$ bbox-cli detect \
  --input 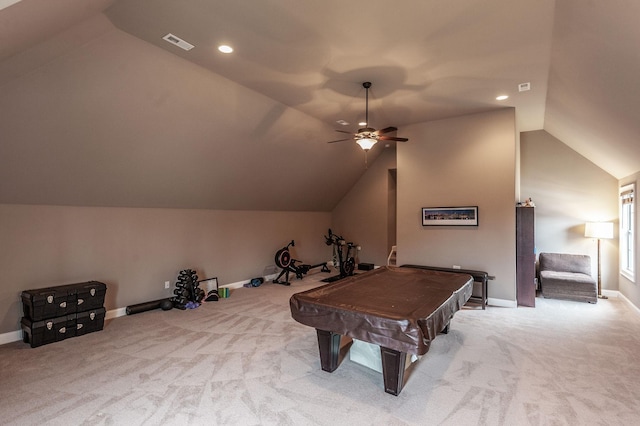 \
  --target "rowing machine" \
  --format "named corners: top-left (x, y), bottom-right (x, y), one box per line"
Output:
top-left (273, 240), bottom-right (330, 285)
